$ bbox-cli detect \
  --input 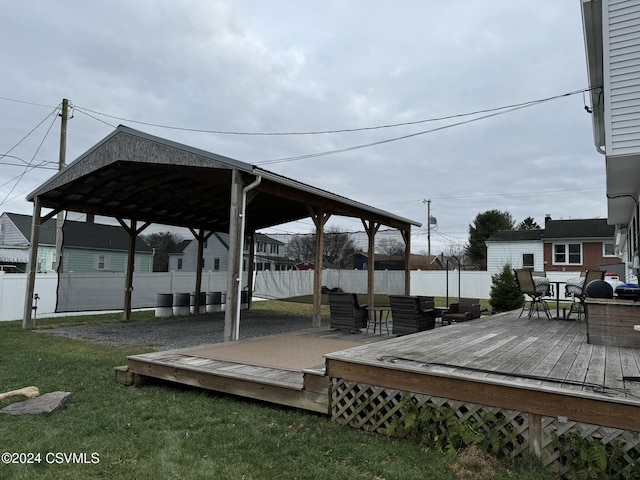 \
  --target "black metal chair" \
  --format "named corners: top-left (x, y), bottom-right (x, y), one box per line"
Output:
top-left (514, 268), bottom-right (551, 319)
top-left (328, 292), bottom-right (367, 331)
top-left (565, 270), bottom-right (605, 320)
top-left (389, 295), bottom-right (435, 335)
